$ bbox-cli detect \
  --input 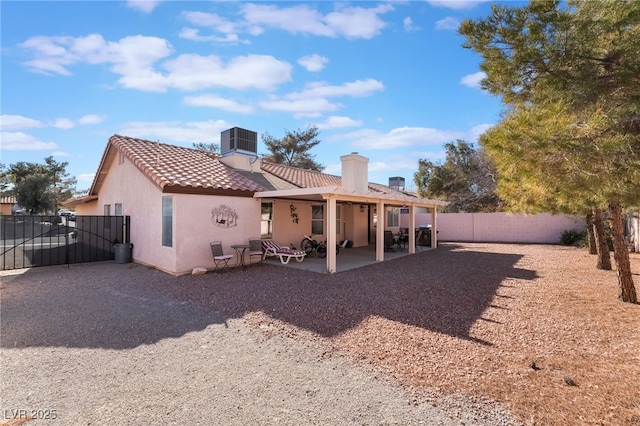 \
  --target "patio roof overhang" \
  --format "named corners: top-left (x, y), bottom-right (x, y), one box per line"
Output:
top-left (254, 186), bottom-right (448, 209)
top-left (254, 186), bottom-right (448, 274)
